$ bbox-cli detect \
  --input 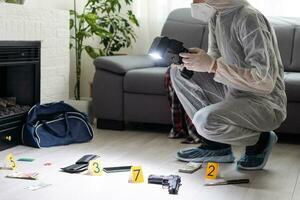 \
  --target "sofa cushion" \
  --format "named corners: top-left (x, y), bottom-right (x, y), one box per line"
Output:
top-left (275, 27), bottom-right (293, 70)
top-left (161, 8), bottom-right (206, 49)
top-left (94, 55), bottom-right (156, 75)
top-left (124, 67), bottom-right (168, 95)
top-left (285, 72), bottom-right (300, 102)
top-left (269, 17), bottom-right (300, 72)
top-left (291, 27), bottom-right (300, 72)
